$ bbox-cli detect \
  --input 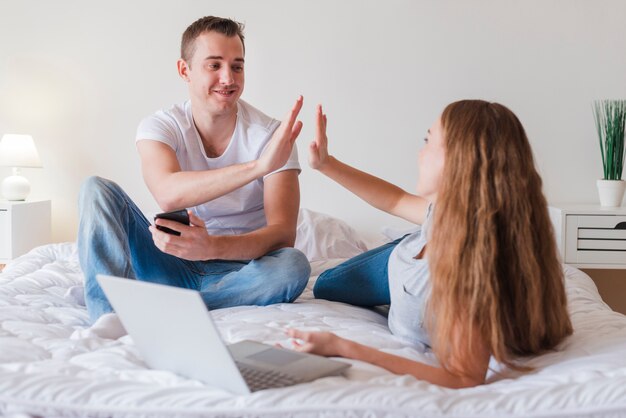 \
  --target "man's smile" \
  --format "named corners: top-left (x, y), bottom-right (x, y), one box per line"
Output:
top-left (212, 87), bottom-right (238, 98)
